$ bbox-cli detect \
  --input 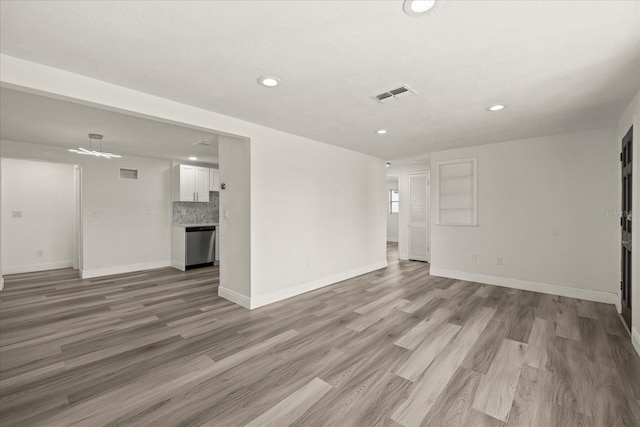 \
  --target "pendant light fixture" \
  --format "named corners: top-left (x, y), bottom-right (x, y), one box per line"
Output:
top-left (68, 134), bottom-right (122, 159)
